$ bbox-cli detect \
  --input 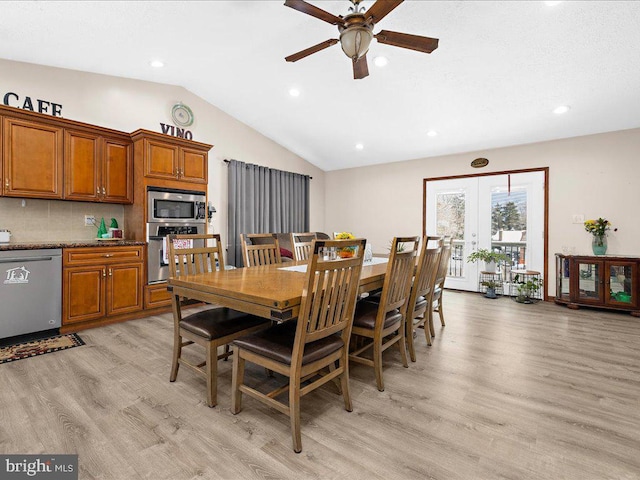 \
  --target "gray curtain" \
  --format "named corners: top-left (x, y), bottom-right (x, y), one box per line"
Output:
top-left (227, 159), bottom-right (310, 266)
